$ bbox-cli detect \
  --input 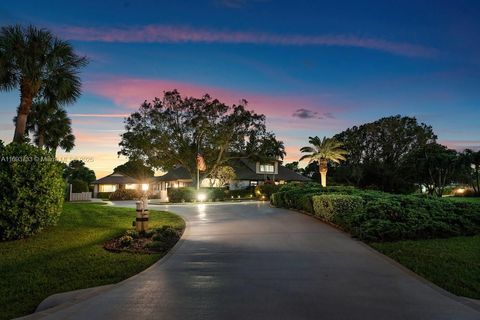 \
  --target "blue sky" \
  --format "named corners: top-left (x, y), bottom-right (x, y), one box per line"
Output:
top-left (1, 0), bottom-right (479, 177)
